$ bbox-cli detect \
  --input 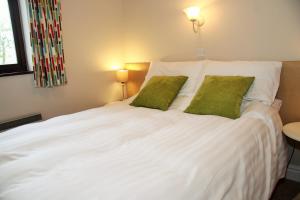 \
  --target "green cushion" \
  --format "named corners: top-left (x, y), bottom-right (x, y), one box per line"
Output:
top-left (130, 76), bottom-right (188, 111)
top-left (185, 76), bottom-right (255, 119)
